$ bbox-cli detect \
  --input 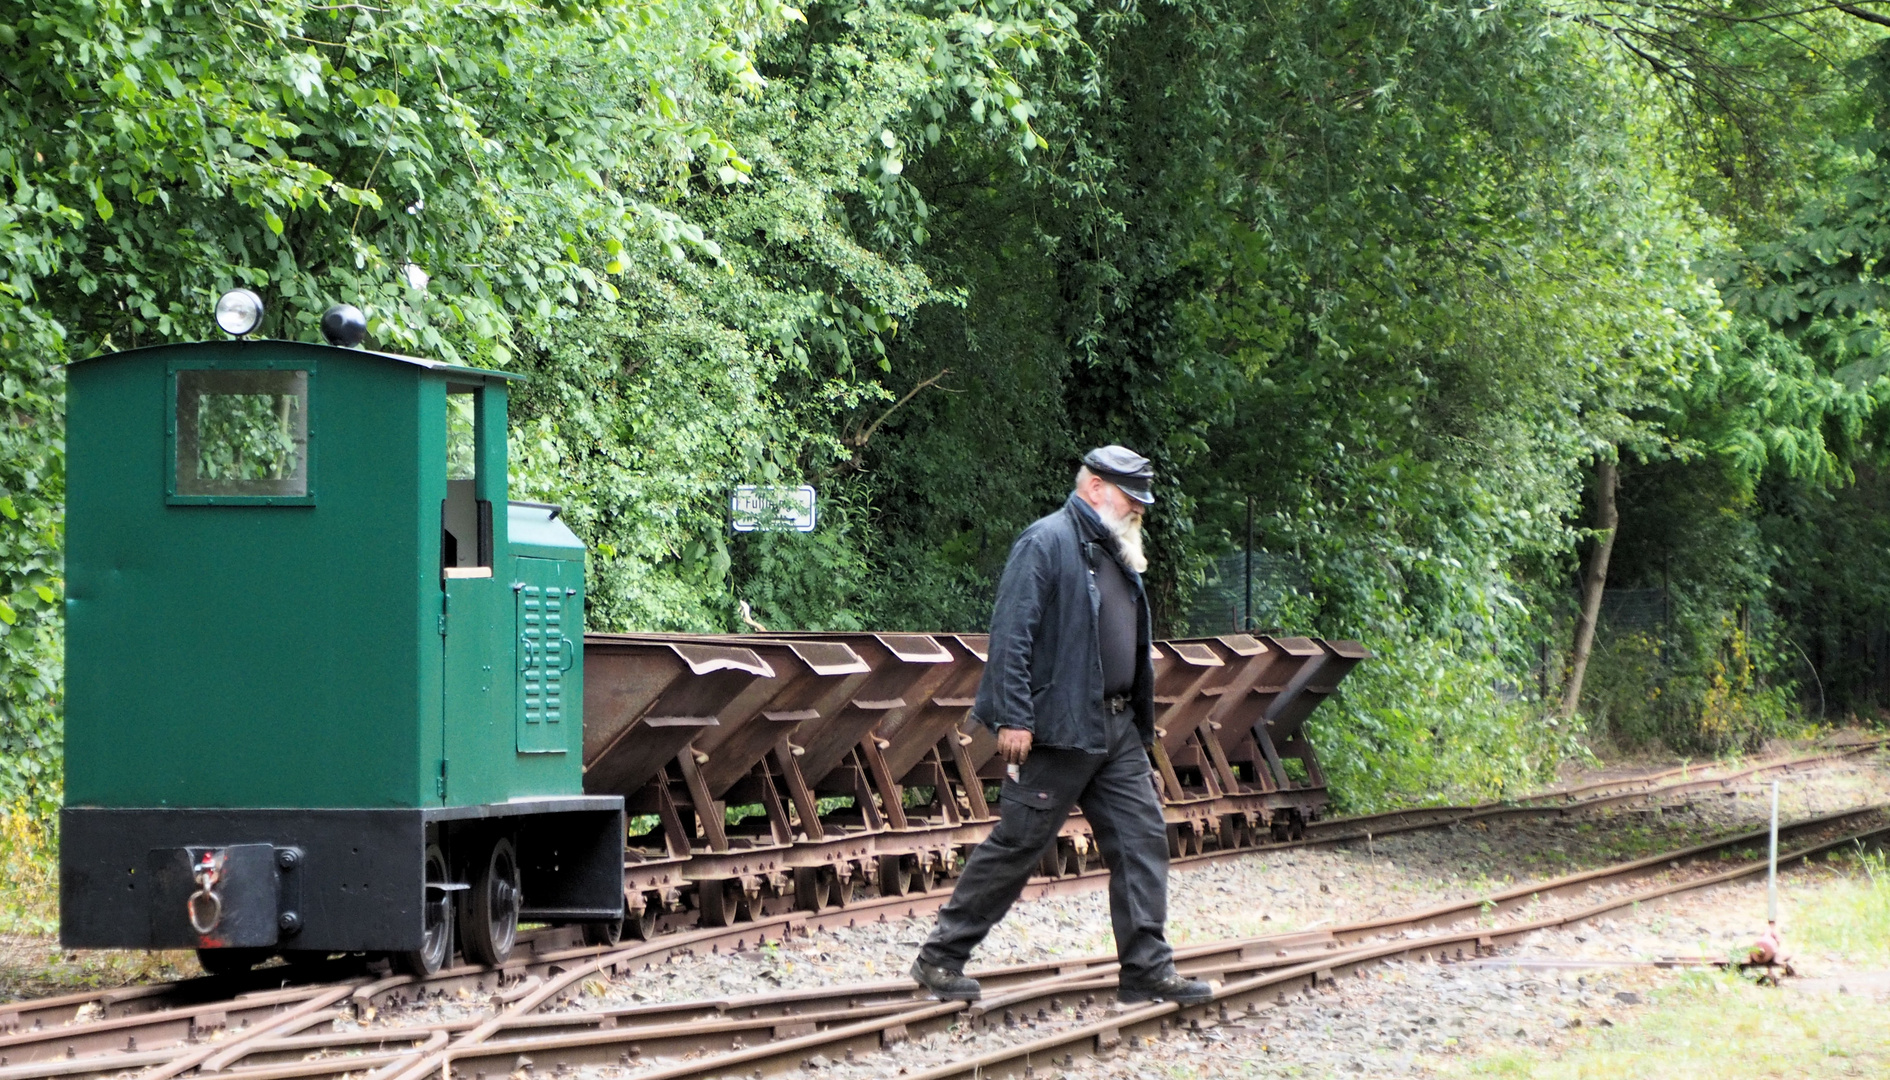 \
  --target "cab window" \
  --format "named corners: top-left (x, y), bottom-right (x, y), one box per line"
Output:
top-left (442, 386), bottom-right (492, 576)
top-left (172, 368), bottom-right (310, 502)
